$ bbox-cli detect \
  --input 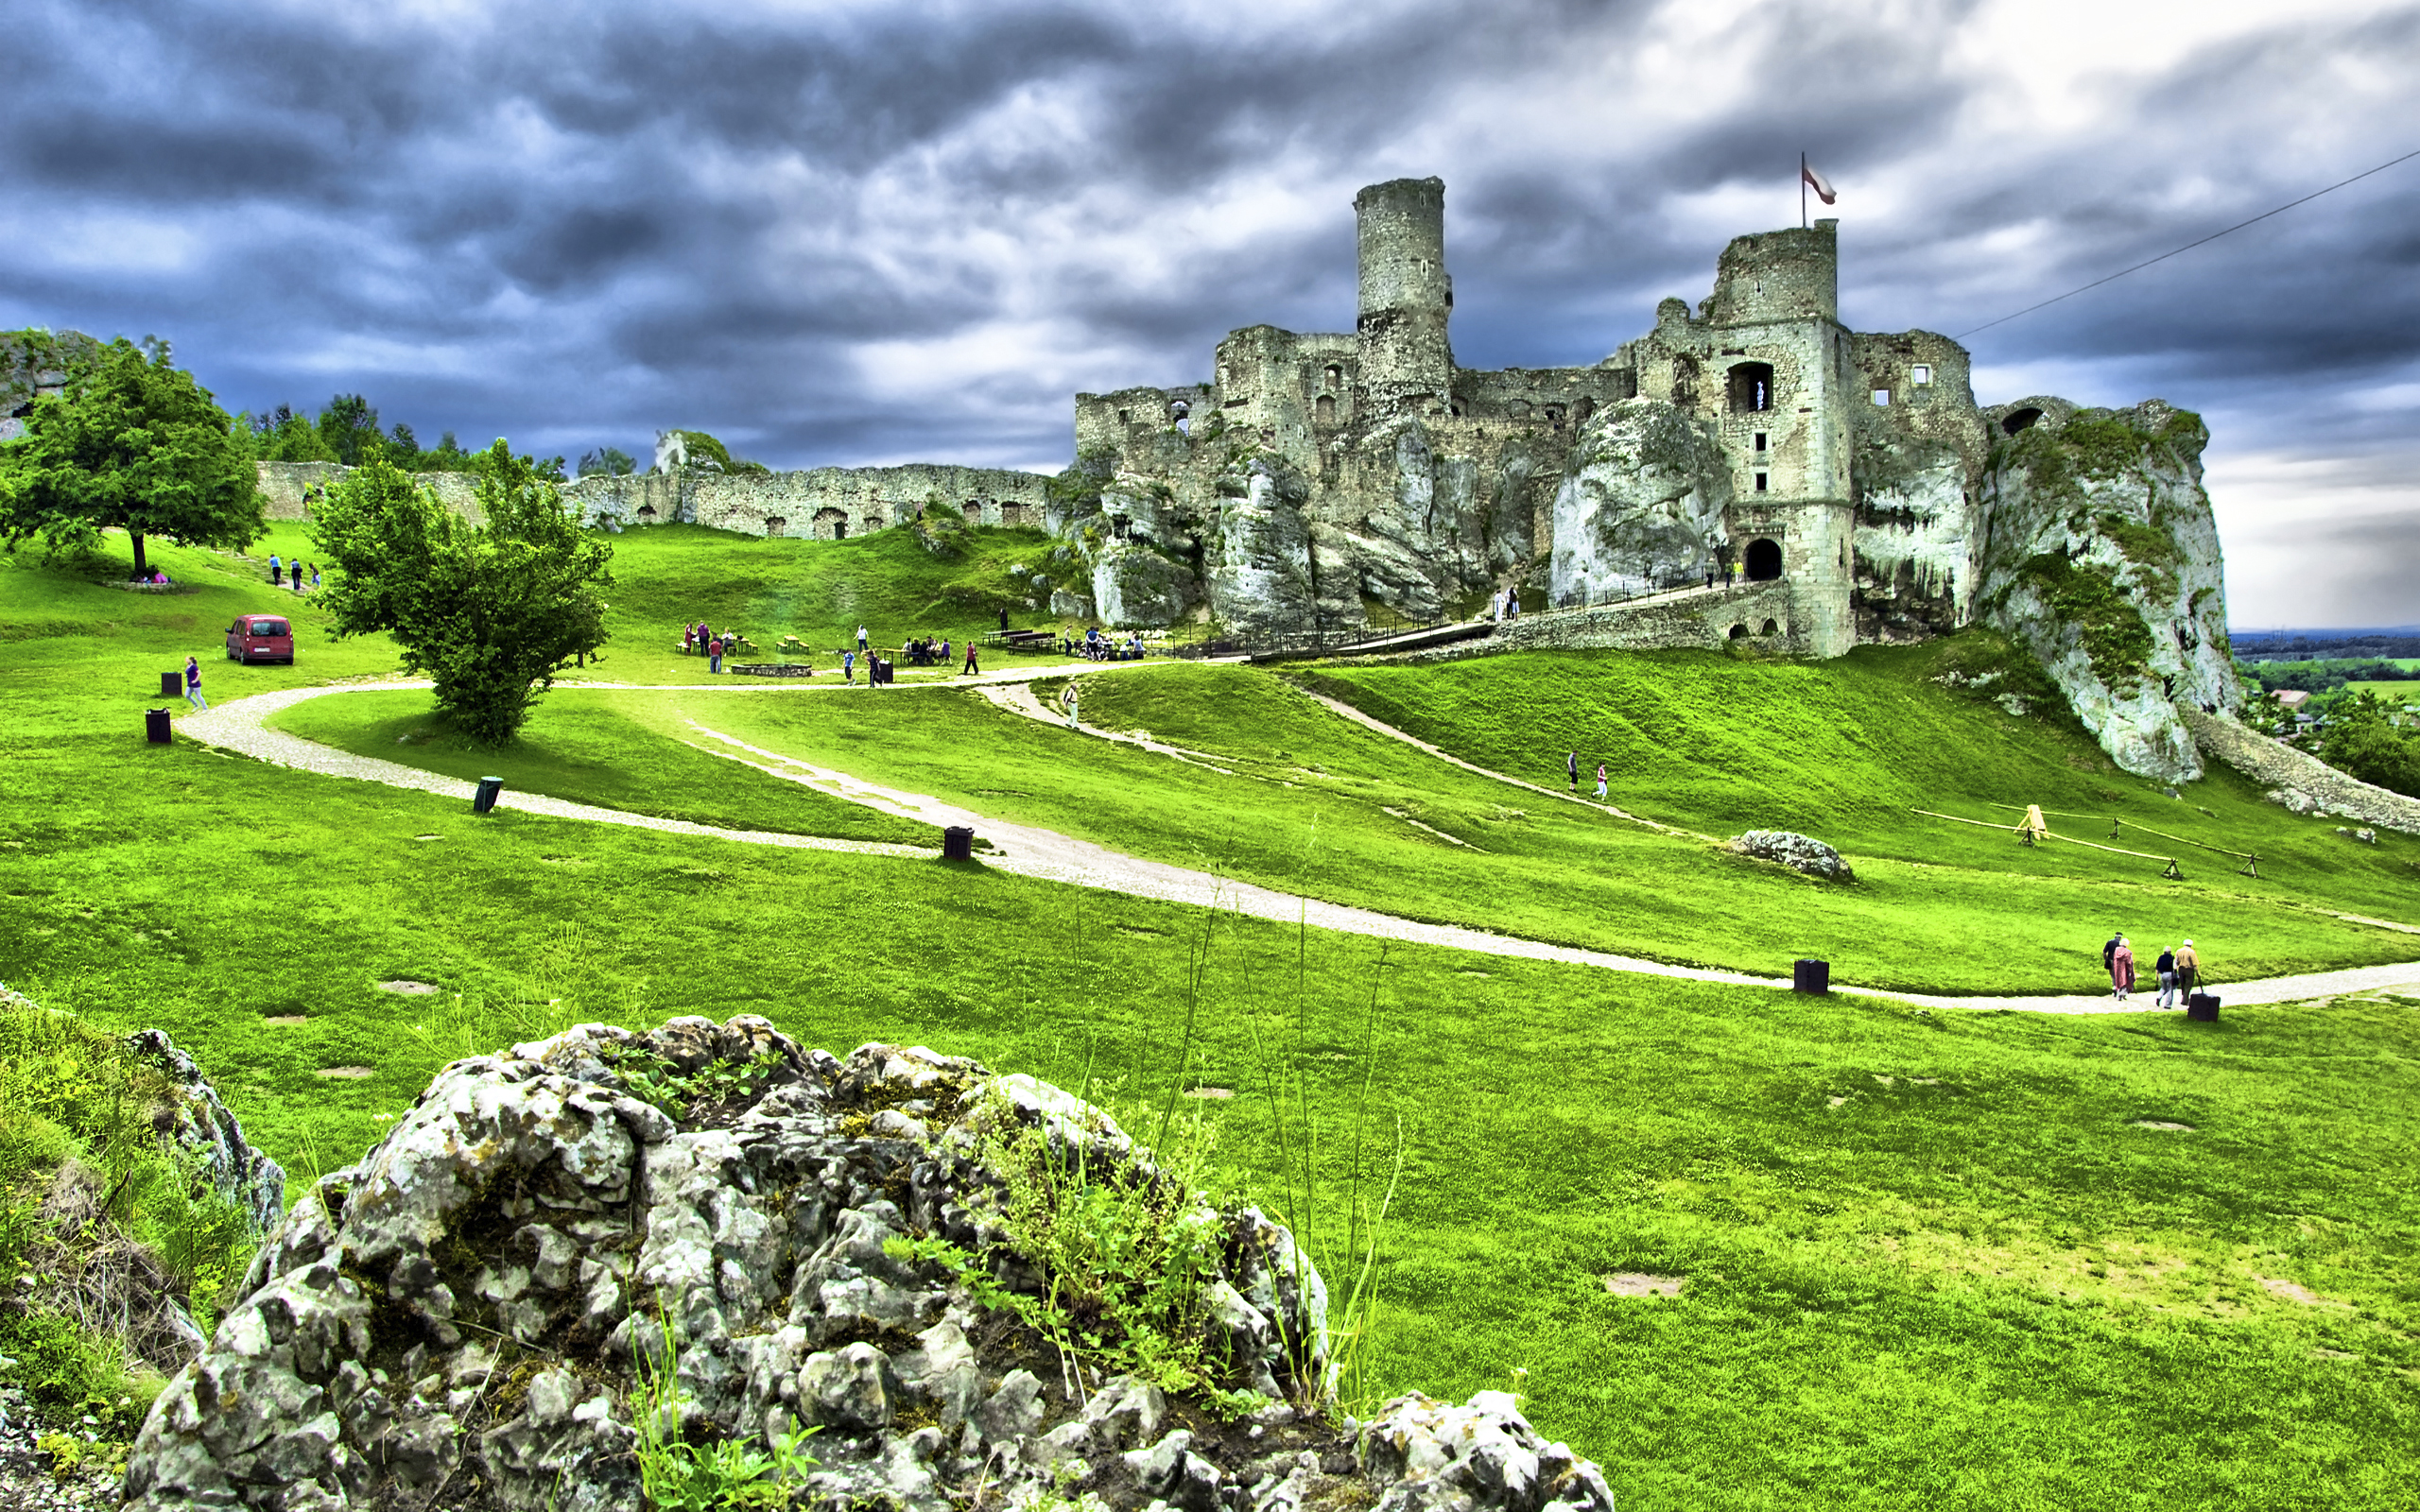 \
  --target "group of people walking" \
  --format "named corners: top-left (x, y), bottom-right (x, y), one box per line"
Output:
top-left (2103, 933), bottom-right (2203, 1006)
top-left (1566, 750), bottom-right (1610, 801)
top-left (267, 554), bottom-right (319, 593)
